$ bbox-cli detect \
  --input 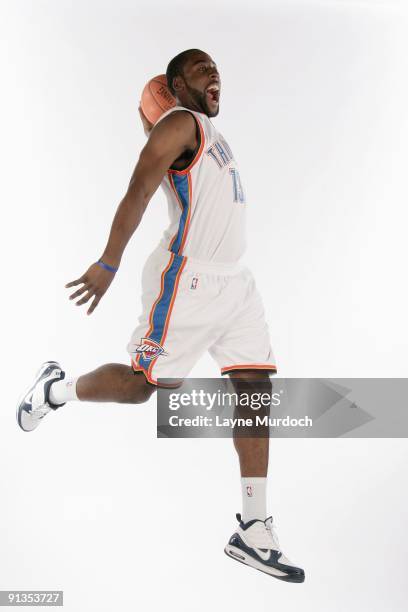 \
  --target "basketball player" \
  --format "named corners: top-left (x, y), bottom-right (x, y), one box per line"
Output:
top-left (17, 49), bottom-right (304, 582)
